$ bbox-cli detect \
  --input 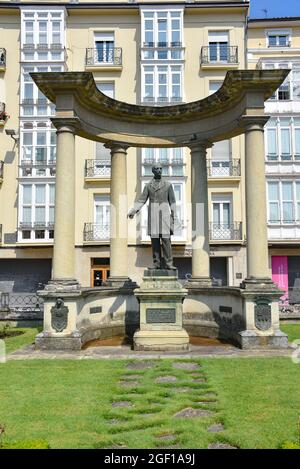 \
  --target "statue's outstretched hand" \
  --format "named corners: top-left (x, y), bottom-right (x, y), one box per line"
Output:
top-left (128, 208), bottom-right (136, 219)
